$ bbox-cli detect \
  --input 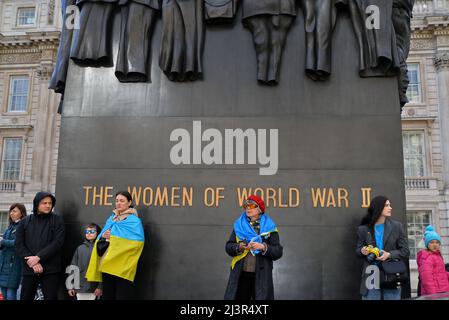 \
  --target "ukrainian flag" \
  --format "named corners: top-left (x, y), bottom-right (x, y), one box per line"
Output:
top-left (86, 213), bottom-right (145, 282)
